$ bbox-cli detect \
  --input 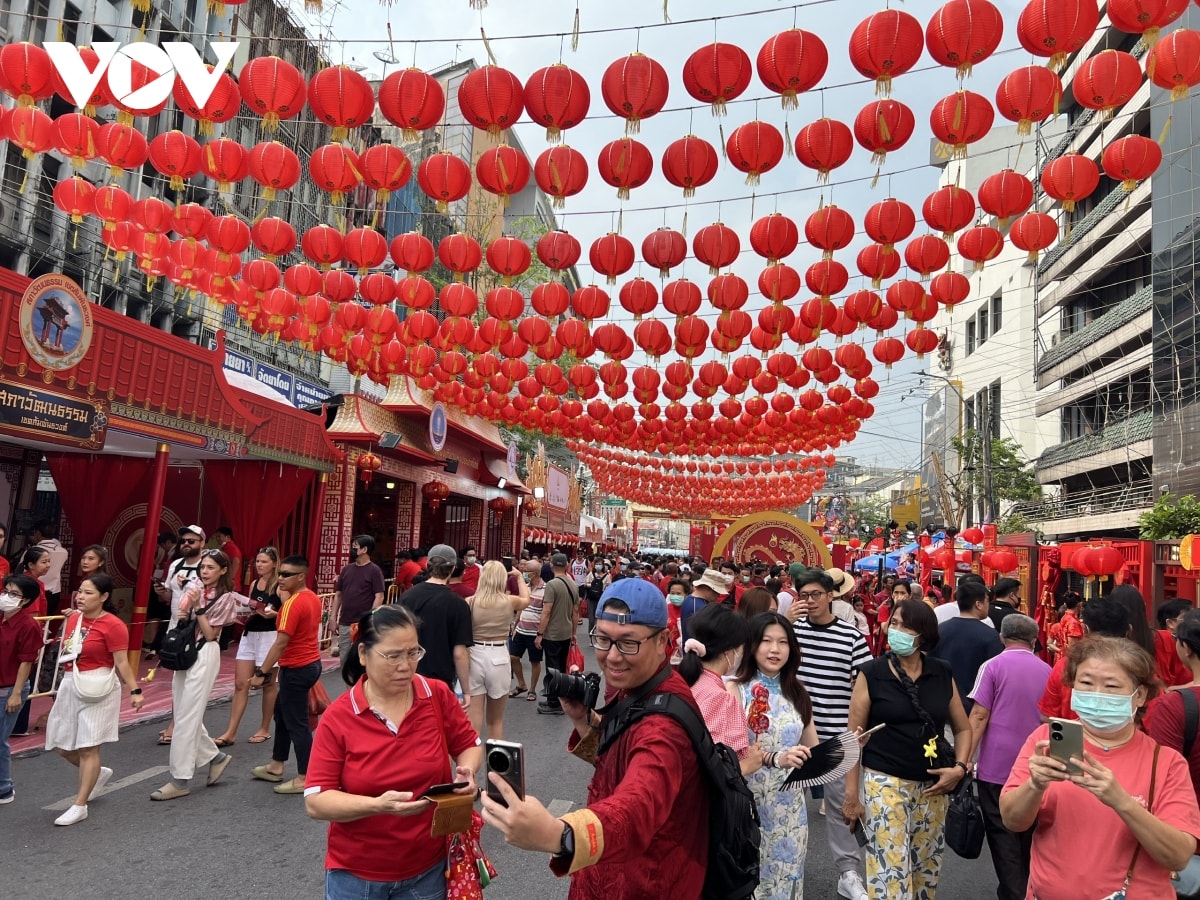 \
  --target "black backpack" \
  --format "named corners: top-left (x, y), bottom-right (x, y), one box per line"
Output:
top-left (157, 618), bottom-right (203, 671)
top-left (598, 677), bottom-right (761, 900)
